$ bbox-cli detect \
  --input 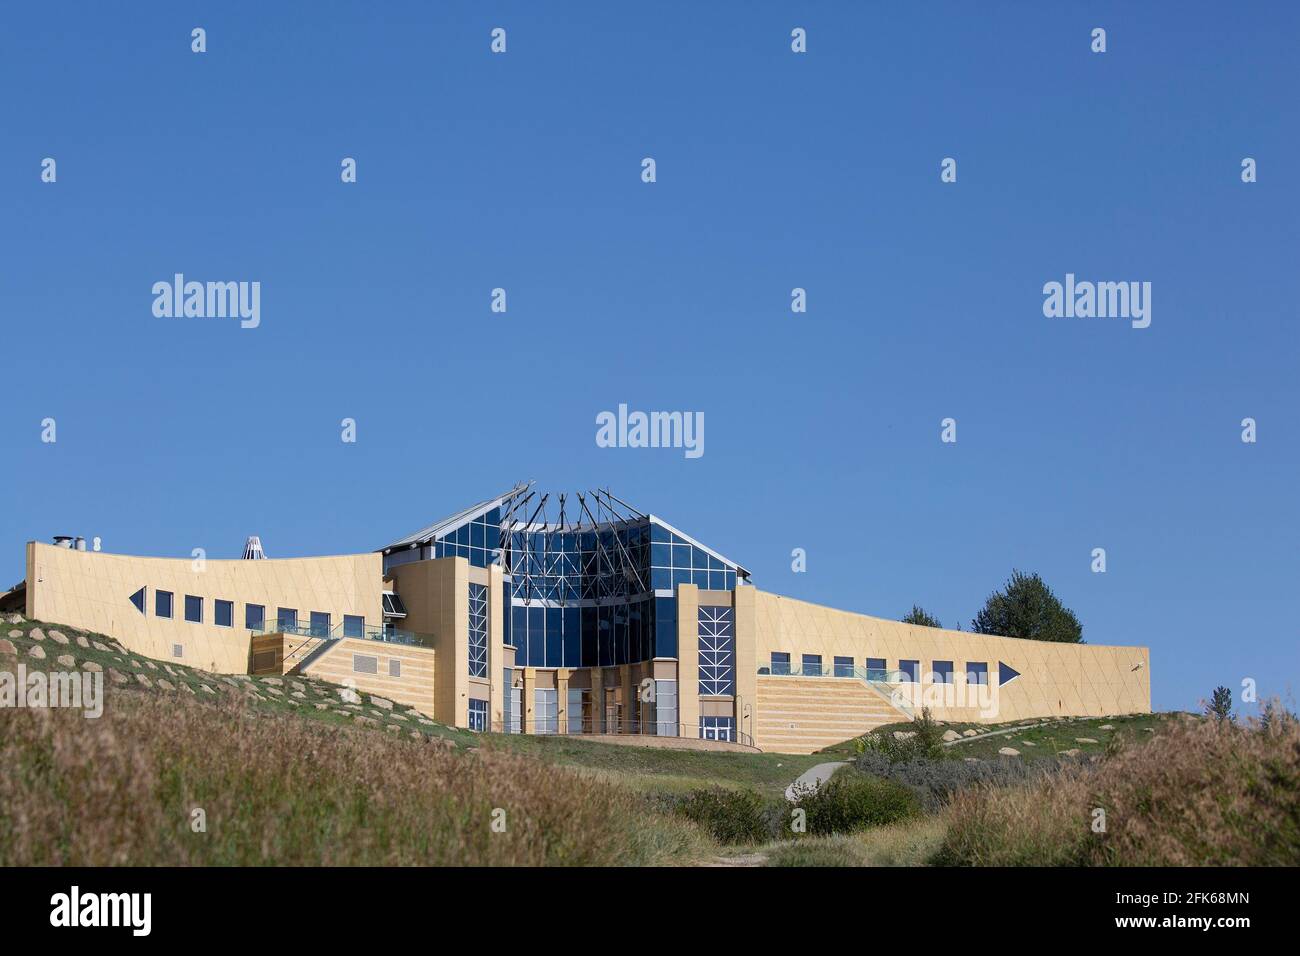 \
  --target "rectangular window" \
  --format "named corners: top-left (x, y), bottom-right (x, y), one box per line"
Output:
top-left (184, 594), bottom-right (203, 624)
top-left (343, 614), bottom-right (364, 638)
top-left (699, 716), bottom-right (735, 742)
top-left (468, 699), bottom-right (488, 732)
top-left (698, 606), bottom-right (735, 696)
top-left (310, 611), bottom-right (330, 637)
top-left (802, 654), bottom-right (823, 677)
top-left (966, 662), bottom-right (989, 686)
top-left (932, 660), bottom-right (954, 684)
top-left (214, 599), bottom-right (233, 628)
top-left (865, 657), bottom-right (888, 680)
top-left (468, 582), bottom-right (488, 678)
top-left (833, 656), bottom-right (854, 678)
top-left (353, 654), bottom-right (377, 674)
top-left (172, 644), bottom-right (183, 658)
top-left (534, 688), bottom-right (558, 735)
top-left (899, 659), bottom-right (920, 683)
top-left (155, 590), bottom-right (173, 619)
top-left (245, 603), bottom-right (265, 631)
top-left (389, 659), bottom-right (401, 678)
top-left (277, 607), bottom-right (297, 631)
top-left (770, 652), bottom-right (791, 676)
